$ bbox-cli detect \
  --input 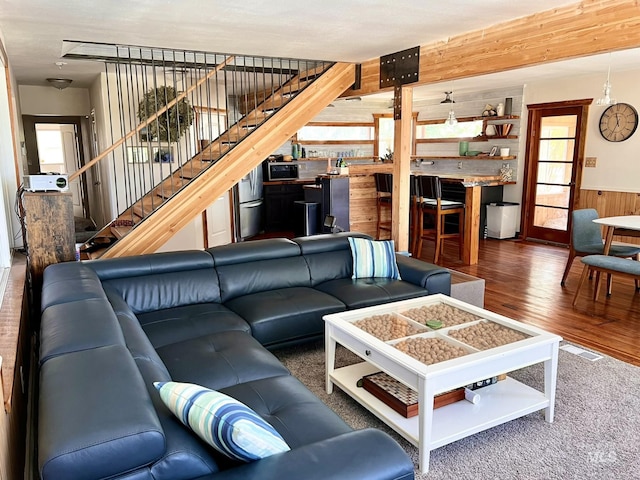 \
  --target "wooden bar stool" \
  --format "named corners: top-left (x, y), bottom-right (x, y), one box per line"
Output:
top-left (374, 172), bottom-right (393, 239)
top-left (413, 175), bottom-right (465, 264)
